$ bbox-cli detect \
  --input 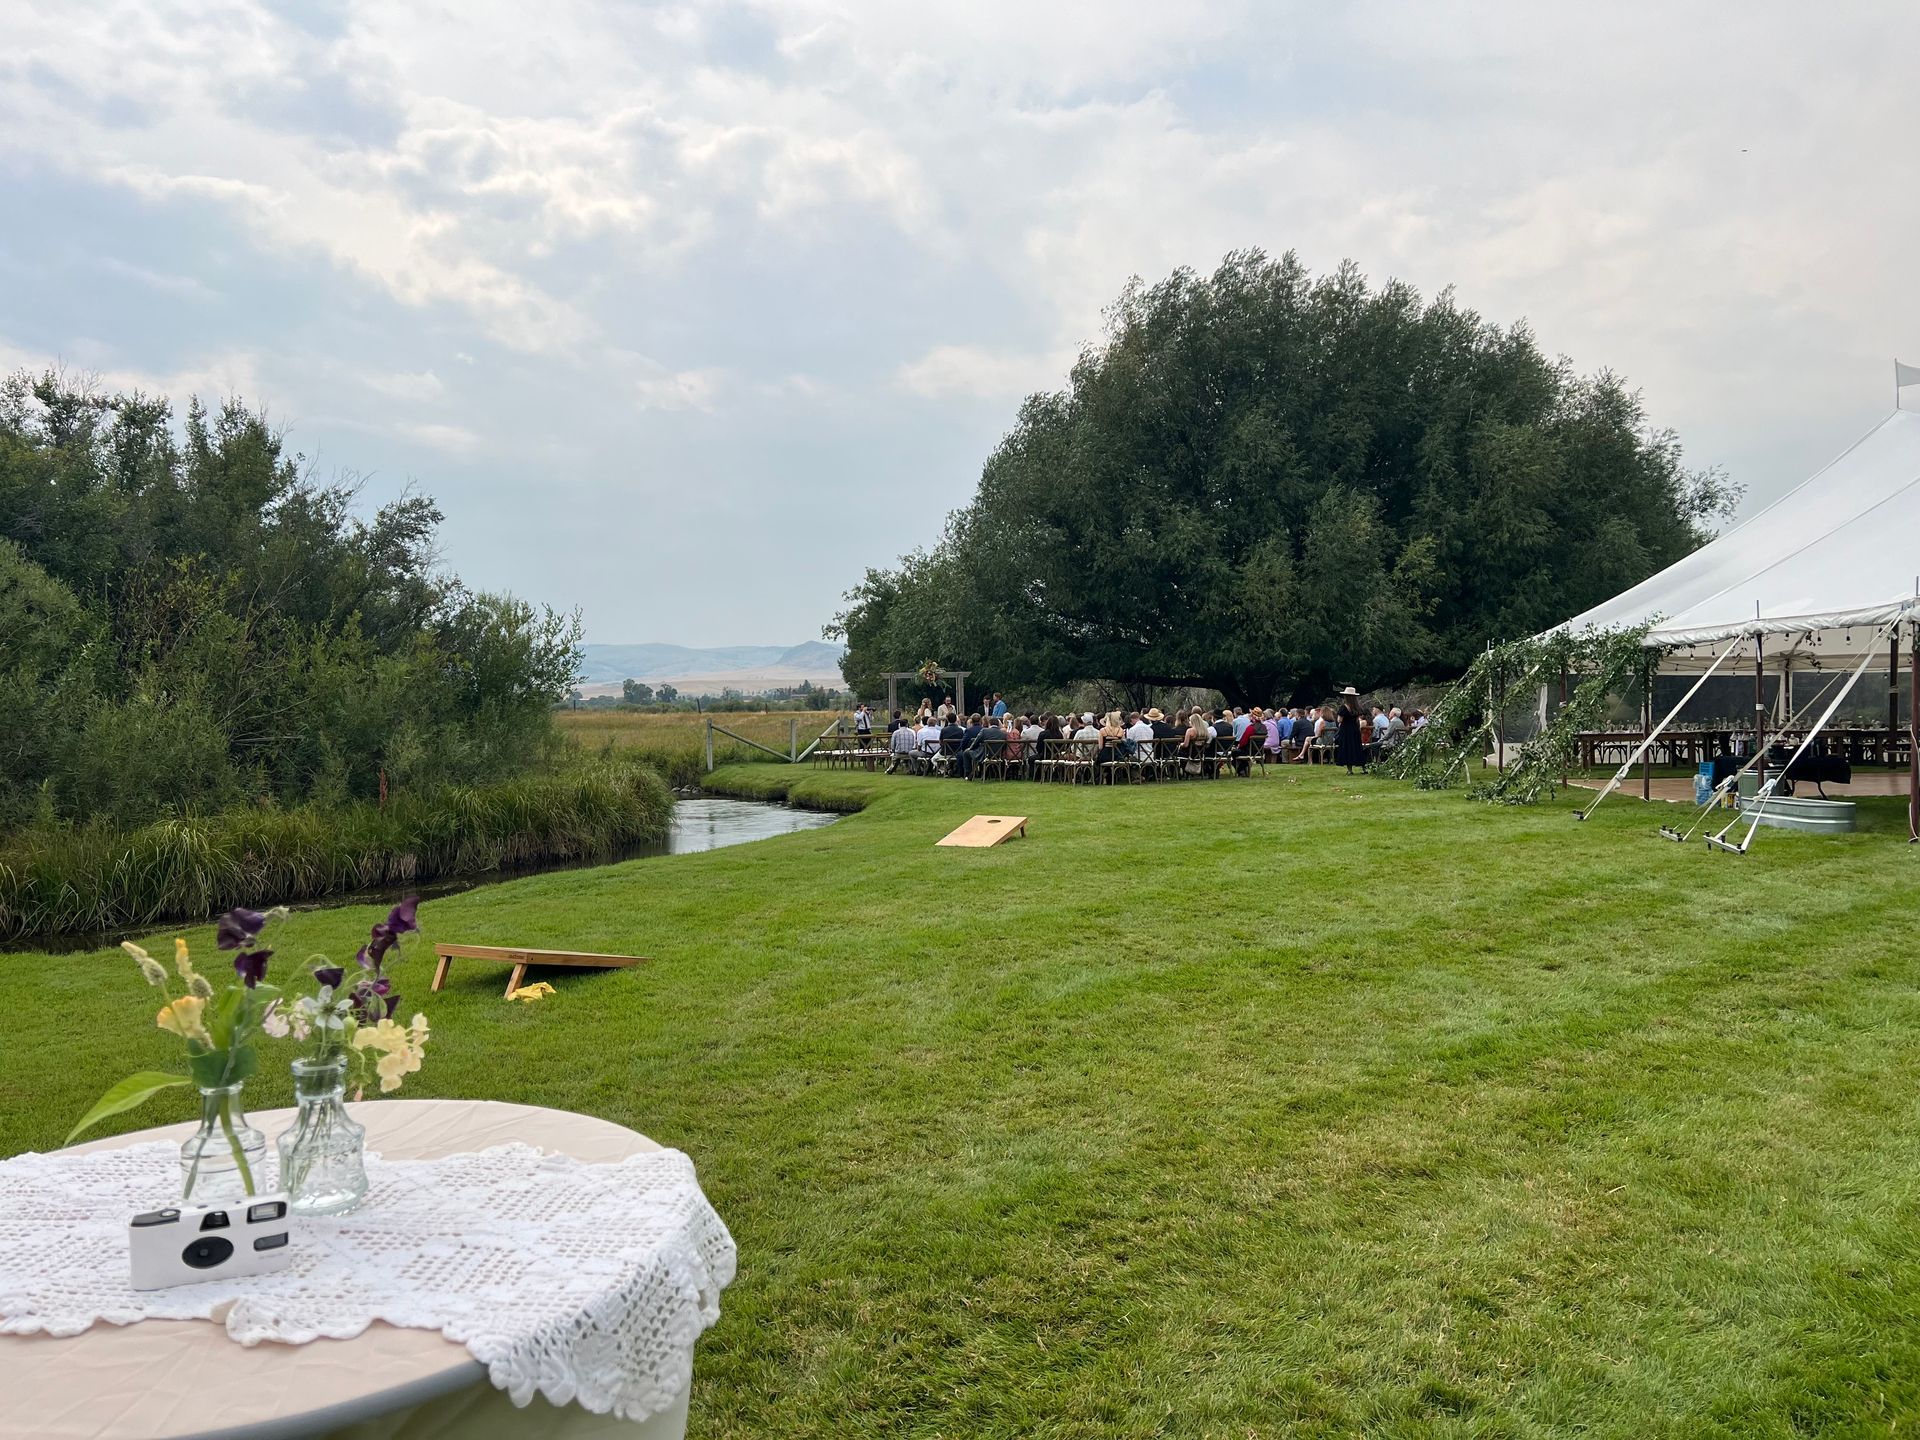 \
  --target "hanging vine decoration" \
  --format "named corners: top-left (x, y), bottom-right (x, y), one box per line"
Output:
top-left (1384, 624), bottom-right (1658, 804)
